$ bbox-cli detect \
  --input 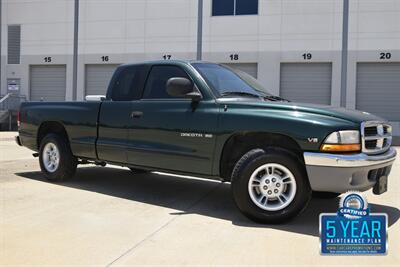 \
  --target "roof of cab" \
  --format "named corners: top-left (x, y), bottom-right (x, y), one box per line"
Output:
top-left (119, 60), bottom-right (214, 68)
